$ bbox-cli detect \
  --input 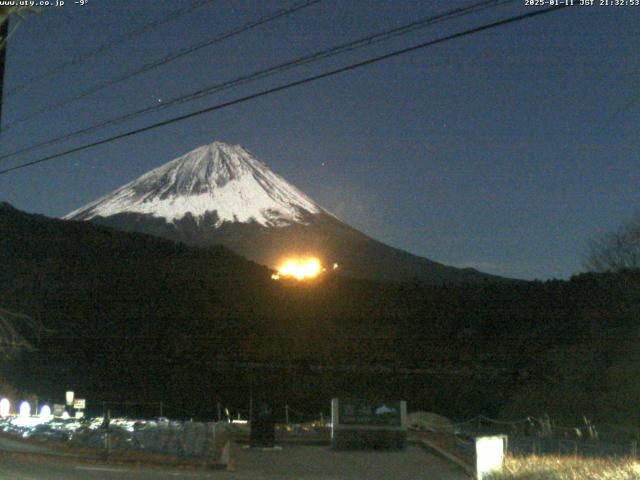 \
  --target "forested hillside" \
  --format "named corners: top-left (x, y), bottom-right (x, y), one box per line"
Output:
top-left (2, 202), bottom-right (639, 423)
